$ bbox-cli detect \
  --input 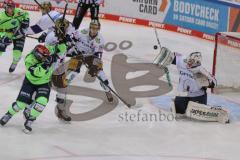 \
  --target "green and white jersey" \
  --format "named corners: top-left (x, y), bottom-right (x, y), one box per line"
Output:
top-left (0, 8), bottom-right (29, 39)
